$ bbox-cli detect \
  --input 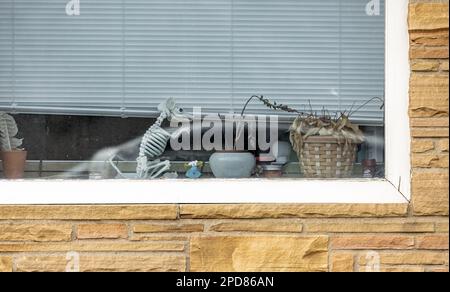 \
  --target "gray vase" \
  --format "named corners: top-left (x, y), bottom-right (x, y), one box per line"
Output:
top-left (209, 152), bottom-right (256, 178)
